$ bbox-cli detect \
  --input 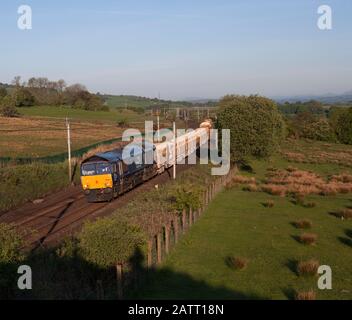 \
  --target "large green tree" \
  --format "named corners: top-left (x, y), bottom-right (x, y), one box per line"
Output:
top-left (216, 95), bottom-right (285, 162)
top-left (334, 107), bottom-right (352, 144)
